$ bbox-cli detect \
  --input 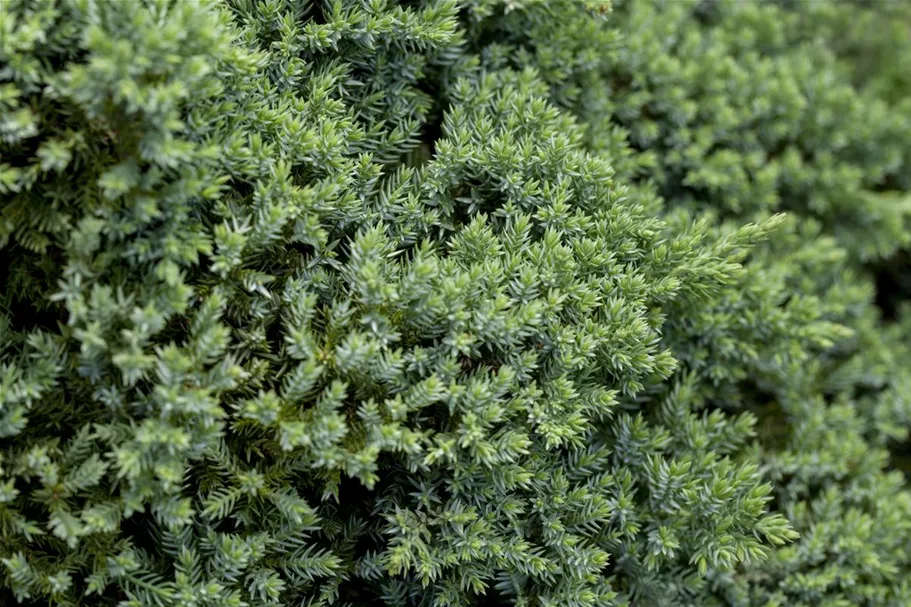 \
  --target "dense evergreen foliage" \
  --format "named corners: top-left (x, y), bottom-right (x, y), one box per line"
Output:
top-left (1, 1), bottom-right (908, 606)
